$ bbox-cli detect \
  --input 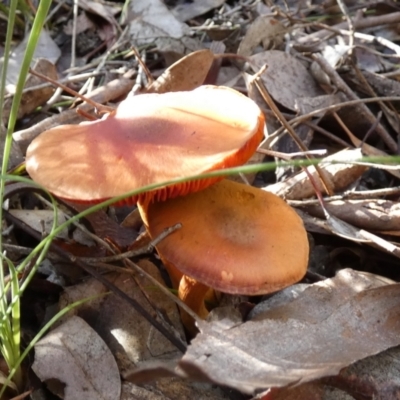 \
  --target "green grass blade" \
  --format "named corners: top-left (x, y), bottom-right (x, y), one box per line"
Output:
top-left (0, 292), bottom-right (108, 399)
top-left (0, 0), bottom-right (53, 254)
